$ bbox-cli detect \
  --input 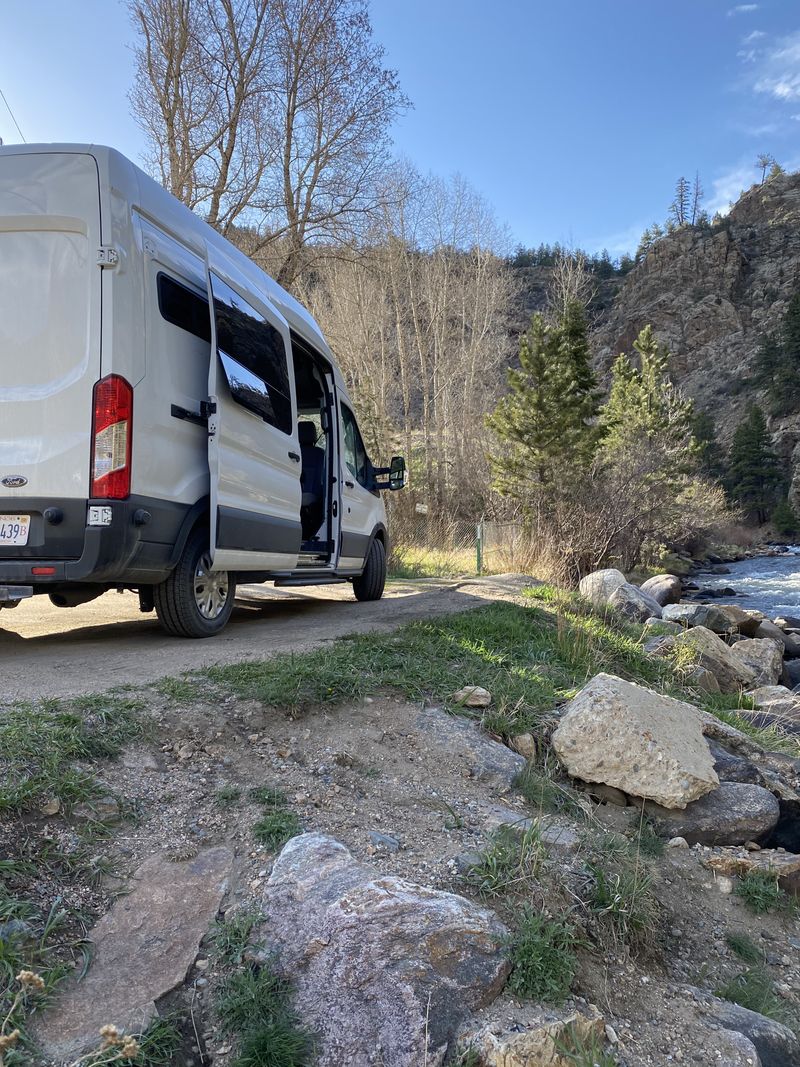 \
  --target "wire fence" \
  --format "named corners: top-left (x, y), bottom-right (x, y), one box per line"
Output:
top-left (388, 512), bottom-right (532, 578)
